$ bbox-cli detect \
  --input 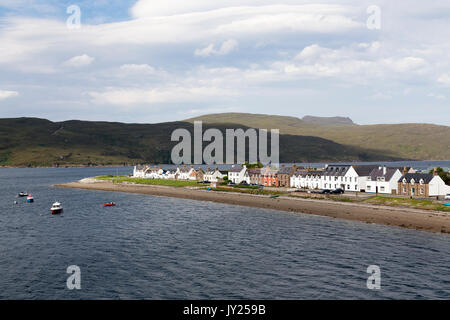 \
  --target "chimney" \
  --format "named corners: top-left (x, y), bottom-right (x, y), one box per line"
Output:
top-left (433, 167), bottom-right (438, 176)
top-left (383, 166), bottom-right (386, 175)
top-left (282, 164), bottom-right (285, 168)
top-left (403, 166), bottom-right (408, 174)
